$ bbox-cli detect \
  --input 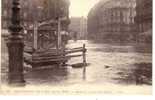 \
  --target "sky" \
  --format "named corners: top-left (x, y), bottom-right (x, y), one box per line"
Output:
top-left (69, 0), bottom-right (101, 18)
